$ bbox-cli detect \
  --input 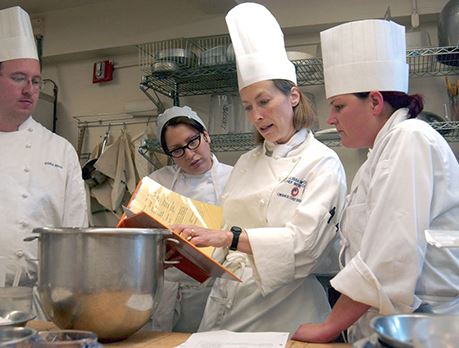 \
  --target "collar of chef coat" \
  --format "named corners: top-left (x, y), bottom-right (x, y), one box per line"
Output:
top-left (371, 108), bottom-right (409, 152)
top-left (0, 115), bottom-right (33, 134)
top-left (171, 153), bottom-right (222, 197)
top-left (263, 128), bottom-right (308, 158)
